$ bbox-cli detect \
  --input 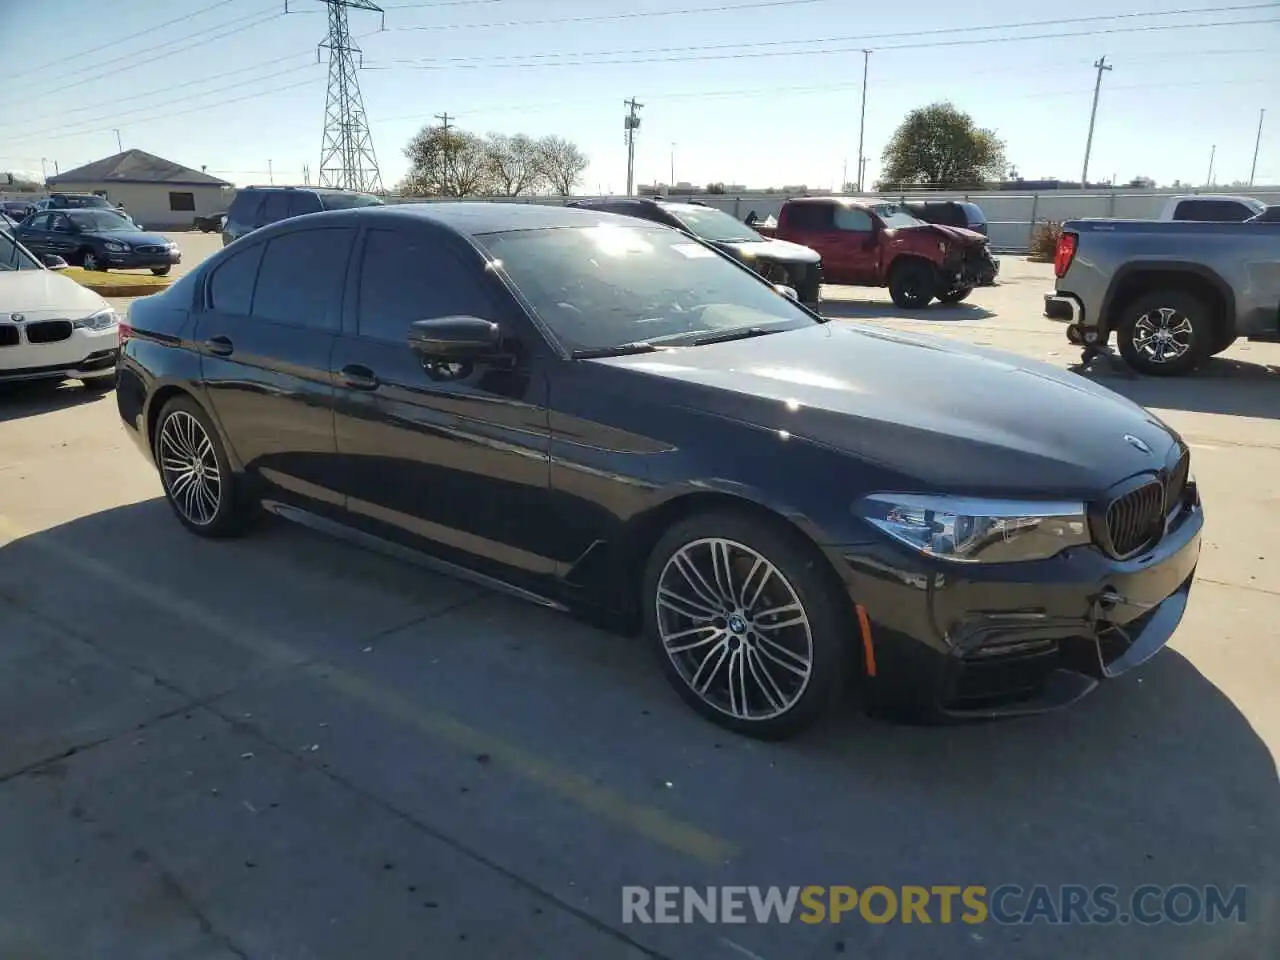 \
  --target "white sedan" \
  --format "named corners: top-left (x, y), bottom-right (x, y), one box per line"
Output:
top-left (1, 231), bottom-right (119, 389)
